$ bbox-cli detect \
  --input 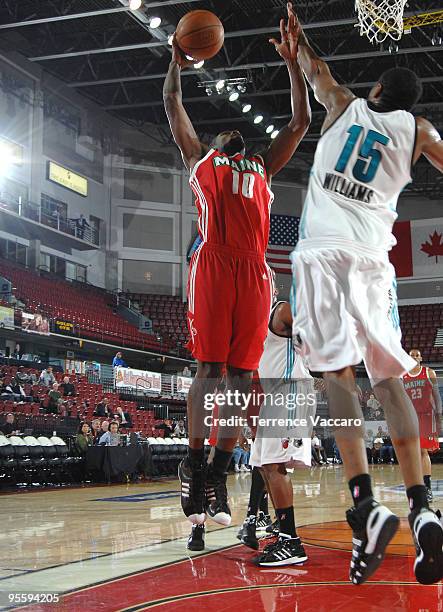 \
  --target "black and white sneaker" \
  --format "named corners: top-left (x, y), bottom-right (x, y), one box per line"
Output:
top-left (187, 524), bottom-right (205, 551)
top-left (409, 507), bottom-right (443, 585)
top-left (346, 497), bottom-right (399, 585)
top-left (426, 487), bottom-right (433, 504)
top-left (264, 518), bottom-right (280, 538)
top-left (256, 512), bottom-right (272, 532)
top-left (178, 458), bottom-right (205, 525)
top-left (253, 536), bottom-right (307, 567)
top-left (205, 467), bottom-right (231, 526)
top-left (236, 516), bottom-right (259, 550)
